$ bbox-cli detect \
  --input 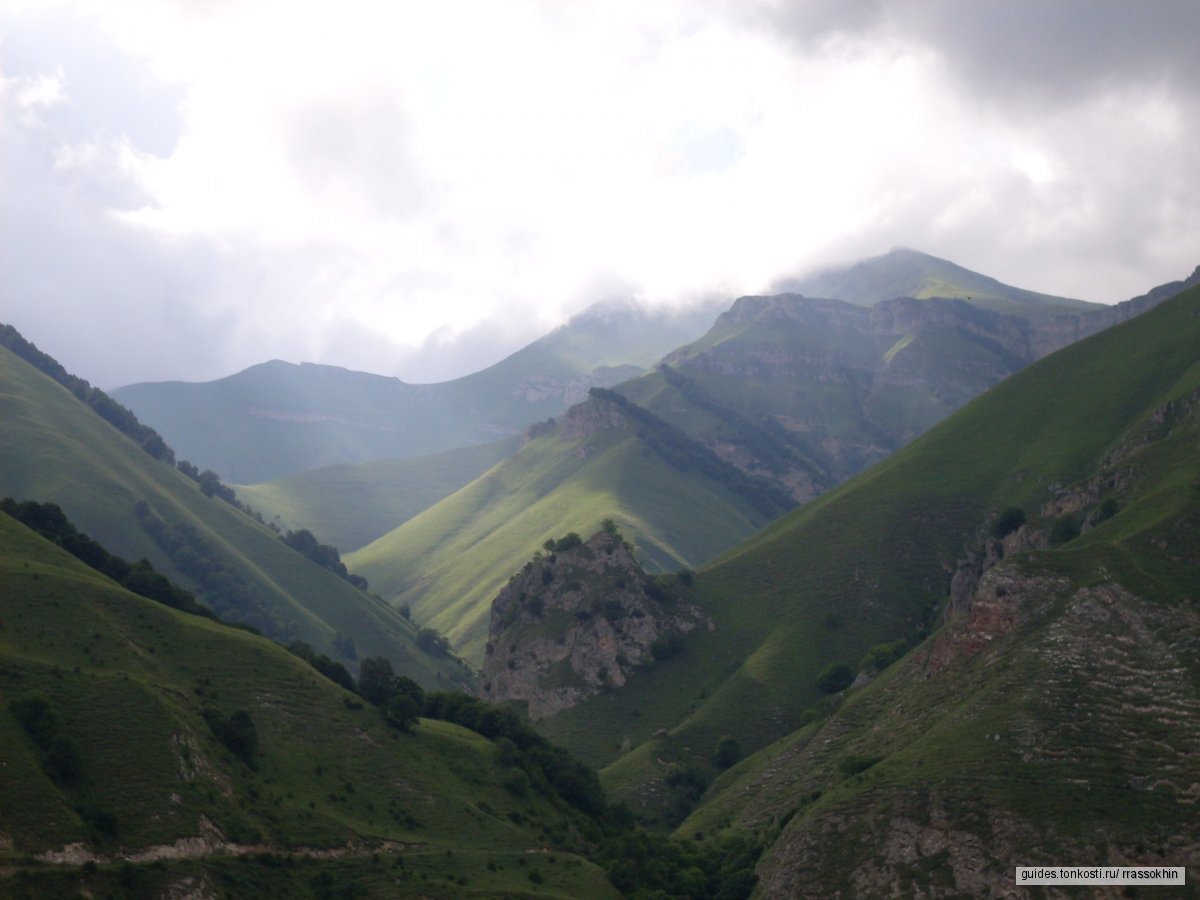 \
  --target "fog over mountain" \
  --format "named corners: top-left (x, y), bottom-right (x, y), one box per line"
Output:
top-left (2, 1), bottom-right (1197, 388)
